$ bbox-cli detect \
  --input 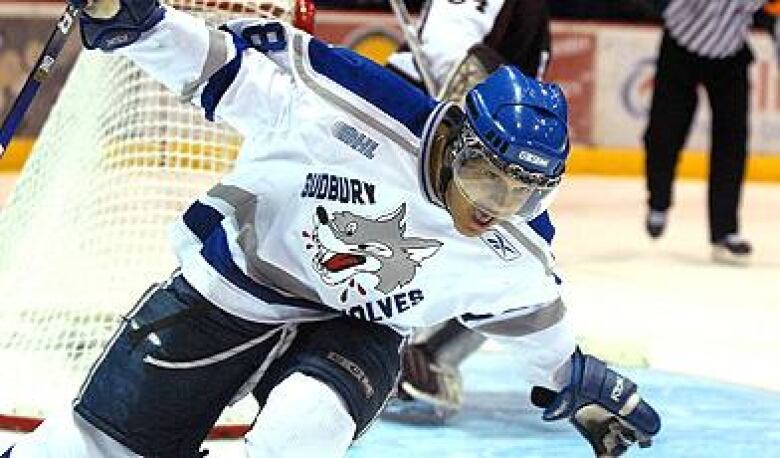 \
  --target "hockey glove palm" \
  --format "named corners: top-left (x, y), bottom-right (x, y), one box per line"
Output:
top-left (531, 349), bottom-right (661, 457)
